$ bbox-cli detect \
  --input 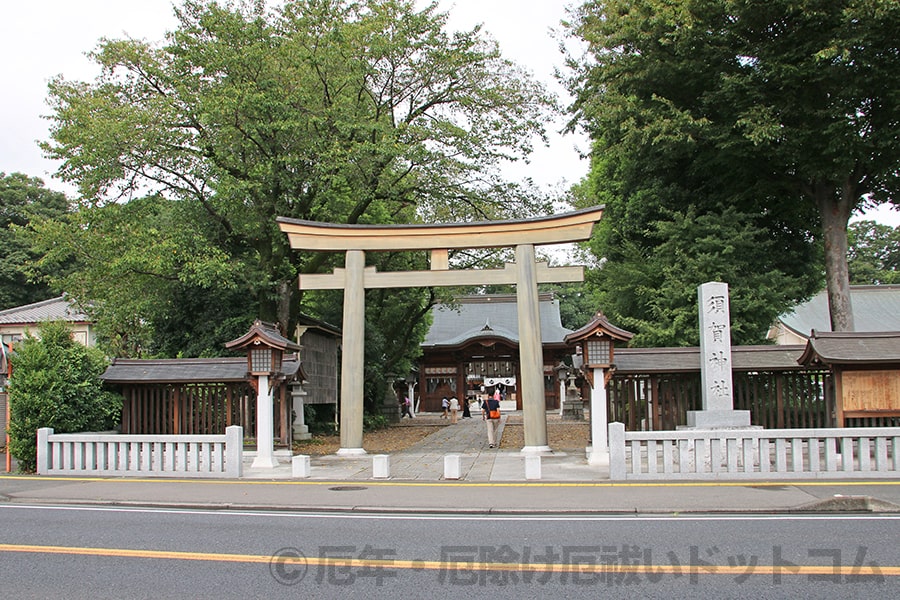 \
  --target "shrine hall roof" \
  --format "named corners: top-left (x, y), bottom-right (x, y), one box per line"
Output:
top-left (422, 294), bottom-right (572, 349)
